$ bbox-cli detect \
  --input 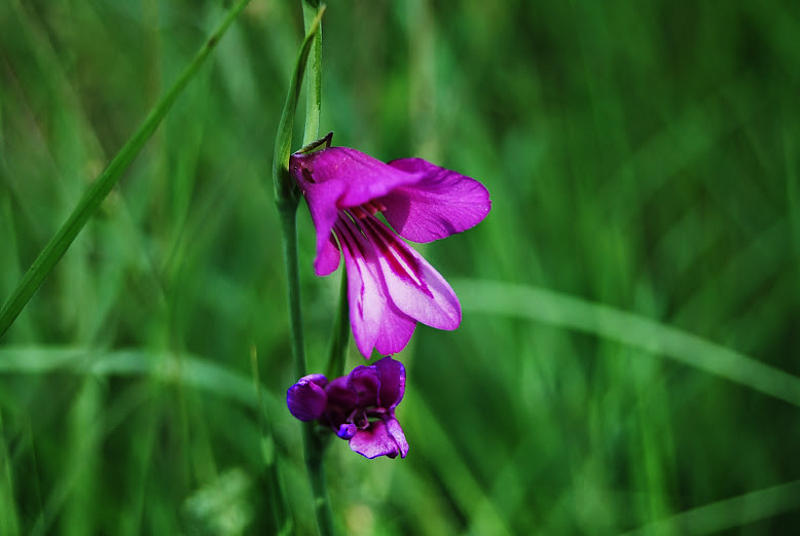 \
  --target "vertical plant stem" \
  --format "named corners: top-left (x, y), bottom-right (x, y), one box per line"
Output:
top-left (326, 270), bottom-right (349, 379)
top-left (0, 0), bottom-right (252, 340)
top-left (250, 346), bottom-right (292, 535)
top-left (272, 6), bottom-right (333, 536)
top-left (277, 205), bottom-right (307, 380)
top-left (304, 426), bottom-right (334, 536)
top-left (299, 3), bottom-right (335, 535)
top-left (0, 411), bottom-right (21, 536)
